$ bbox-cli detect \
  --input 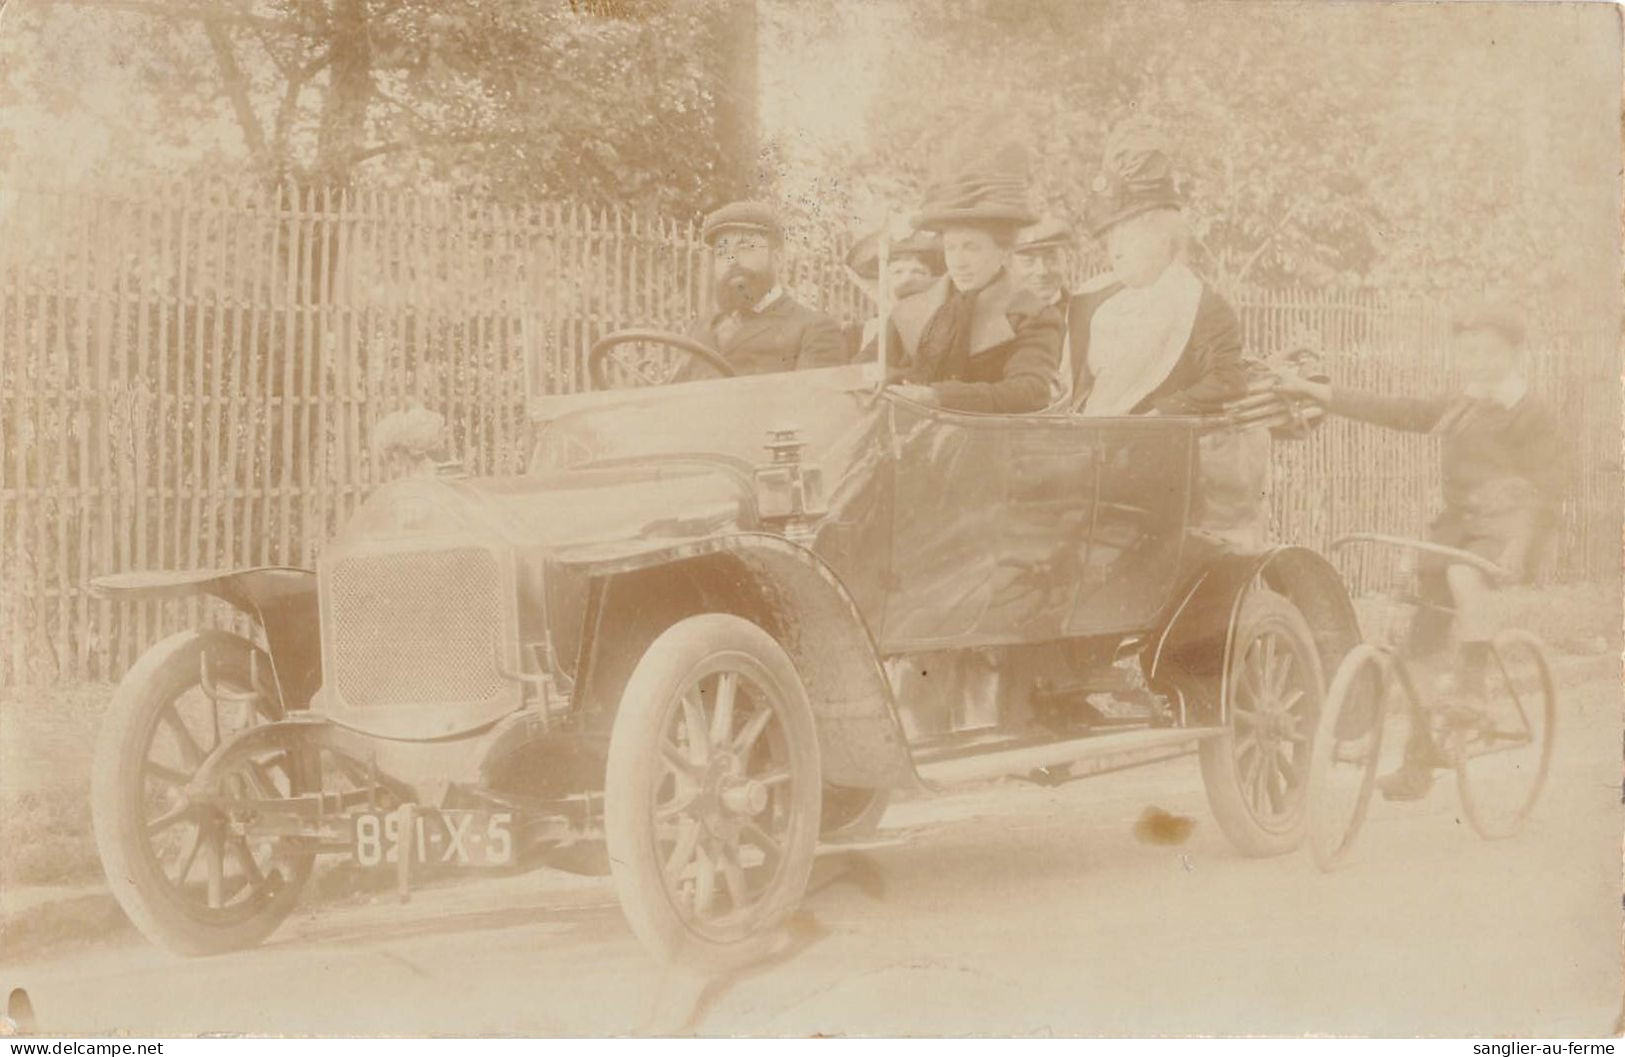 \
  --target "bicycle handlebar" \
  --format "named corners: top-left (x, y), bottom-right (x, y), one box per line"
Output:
top-left (1329, 532), bottom-right (1510, 582)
